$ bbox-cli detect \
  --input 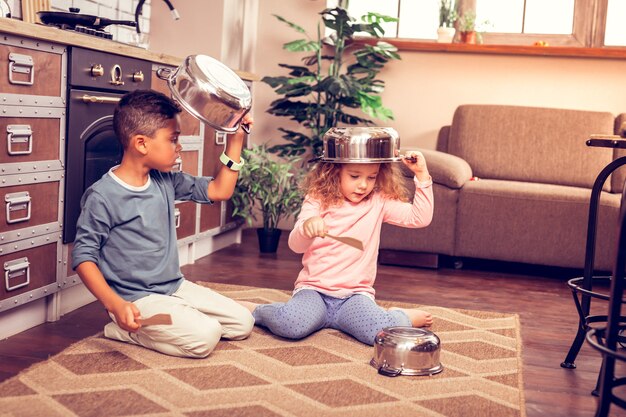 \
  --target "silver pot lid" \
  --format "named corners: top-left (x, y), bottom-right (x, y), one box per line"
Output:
top-left (186, 55), bottom-right (251, 110)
